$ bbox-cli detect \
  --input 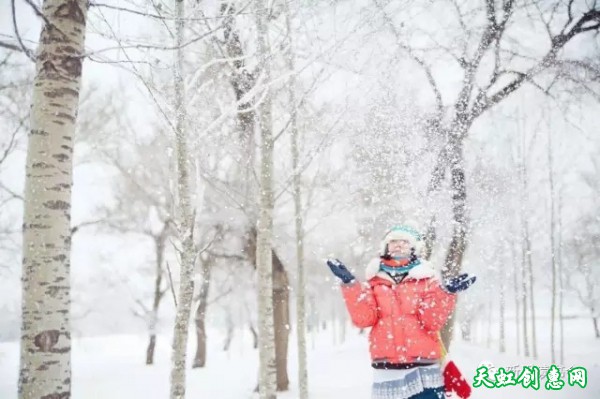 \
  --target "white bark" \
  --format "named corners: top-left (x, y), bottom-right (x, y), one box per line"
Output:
top-left (19, 1), bottom-right (88, 398)
top-left (516, 122), bottom-right (531, 358)
top-left (255, 1), bottom-right (277, 397)
top-left (499, 262), bottom-right (505, 353)
top-left (512, 233), bottom-right (521, 355)
top-left (147, 223), bottom-right (169, 365)
top-left (557, 189), bottom-right (564, 364)
top-left (283, 2), bottom-right (308, 398)
top-left (169, 0), bottom-right (196, 398)
top-left (548, 127), bottom-right (557, 364)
